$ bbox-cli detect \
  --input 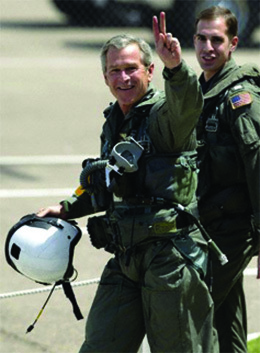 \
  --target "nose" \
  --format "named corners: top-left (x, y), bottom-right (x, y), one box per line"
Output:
top-left (120, 70), bottom-right (130, 81)
top-left (204, 39), bottom-right (214, 51)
